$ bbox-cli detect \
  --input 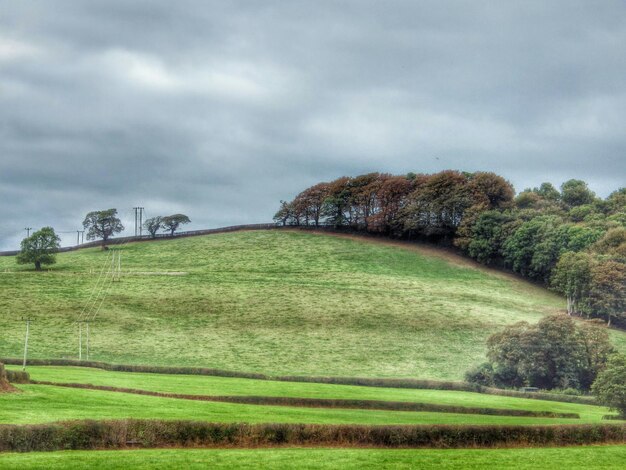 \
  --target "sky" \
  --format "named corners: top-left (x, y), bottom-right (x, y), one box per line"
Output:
top-left (1, 0), bottom-right (625, 250)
